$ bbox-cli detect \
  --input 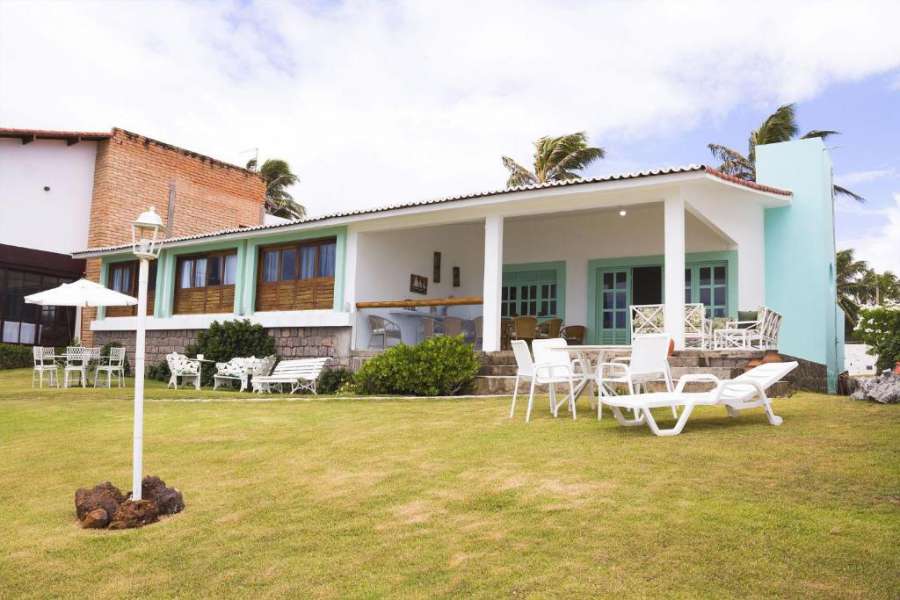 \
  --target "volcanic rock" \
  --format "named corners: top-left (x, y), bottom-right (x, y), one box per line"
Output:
top-left (75, 482), bottom-right (125, 521)
top-left (141, 476), bottom-right (185, 515)
top-left (108, 499), bottom-right (159, 529)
